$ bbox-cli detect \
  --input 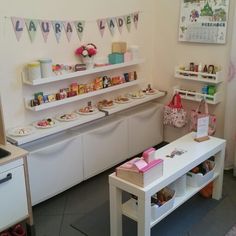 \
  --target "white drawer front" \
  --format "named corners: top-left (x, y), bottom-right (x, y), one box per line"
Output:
top-left (0, 165), bottom-right (28, 231)
top-left (83, 119), bottom-right (128, 179)
top-left (27, 137), bottom-right (83, 205)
